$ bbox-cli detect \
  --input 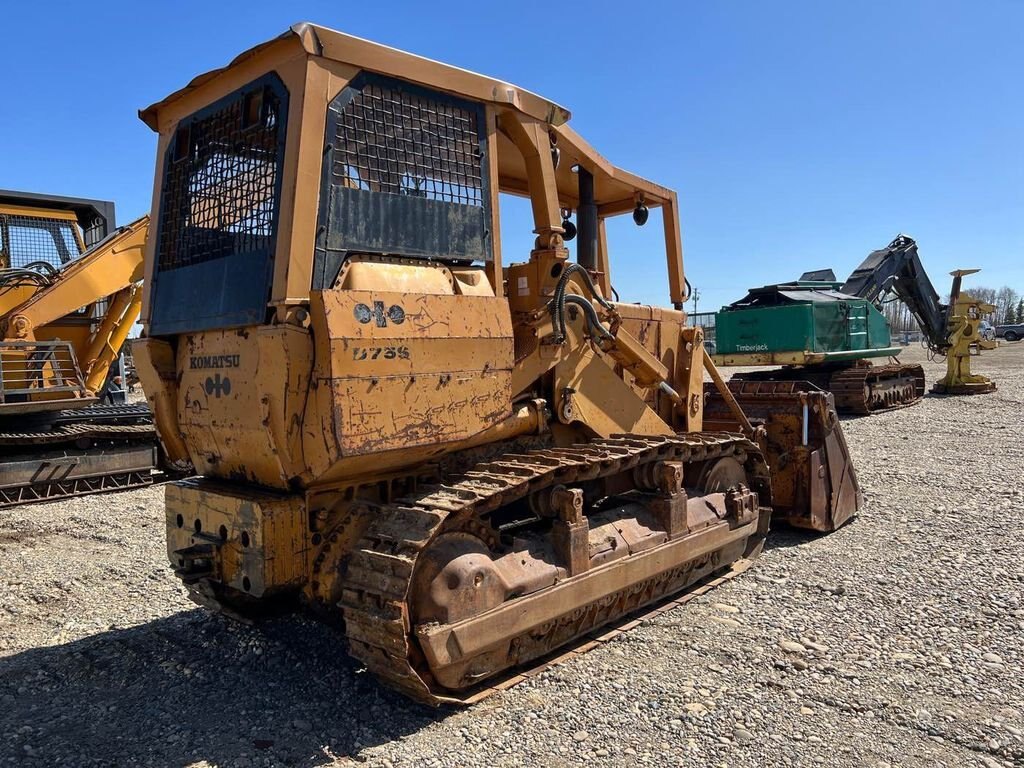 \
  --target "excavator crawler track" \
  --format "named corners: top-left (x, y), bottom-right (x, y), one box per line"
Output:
top-left (827, 362), bottom-right (925, 414)
top-left (0, 403), bottom-right (155, 445)
top-left (338, 433), bottom-right (771, 705)
top-left (733, 361), bottom-right (925, 415)
top-left (0, 403), bottom-right (157, 507)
